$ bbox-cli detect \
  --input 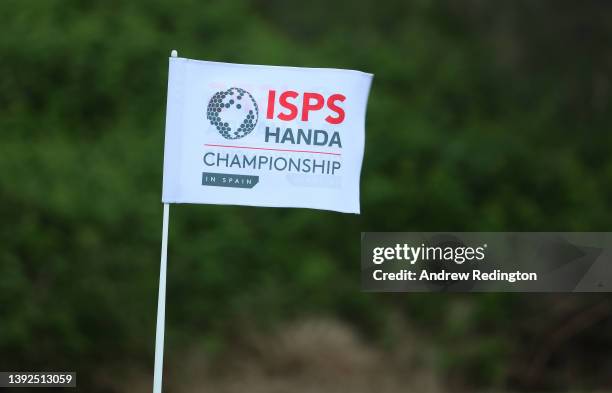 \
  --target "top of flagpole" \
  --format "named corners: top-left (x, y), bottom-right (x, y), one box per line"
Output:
top-left (171, 49), bottom-right (178, 58)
